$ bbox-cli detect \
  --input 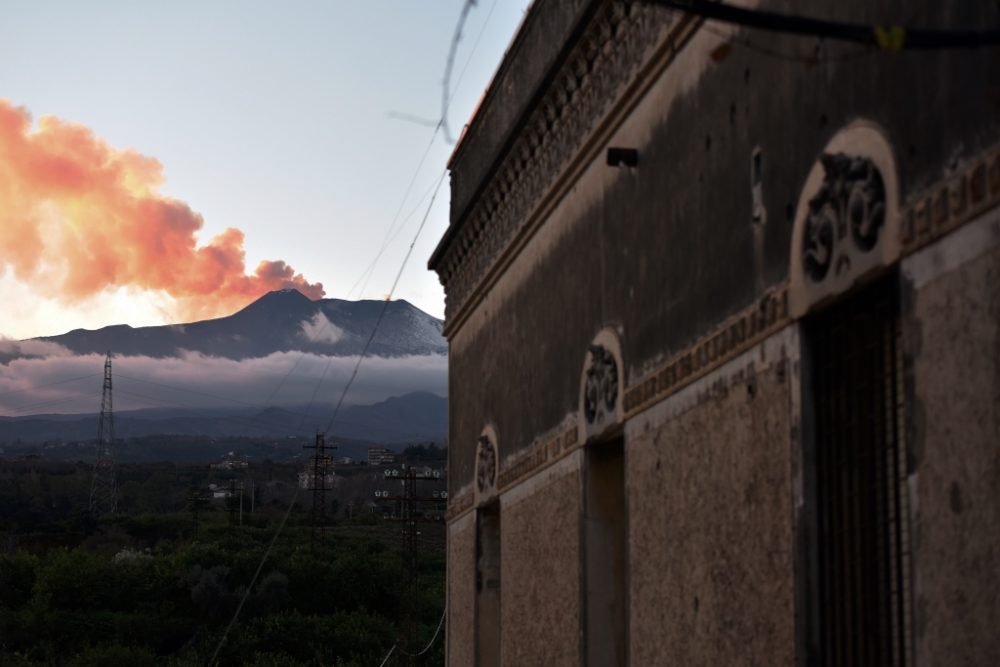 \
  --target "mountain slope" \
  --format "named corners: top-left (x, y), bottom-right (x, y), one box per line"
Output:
top-left (30, 289), bottom-right (446, 360)
top-left (0, 391), bottom-right (447, 444)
